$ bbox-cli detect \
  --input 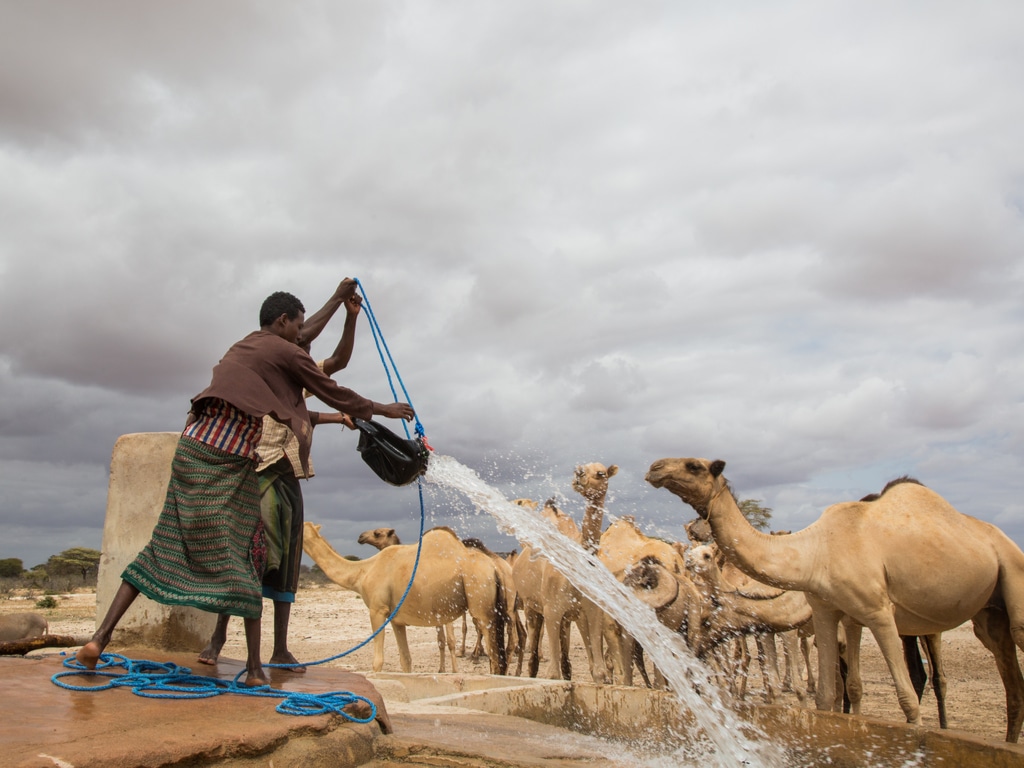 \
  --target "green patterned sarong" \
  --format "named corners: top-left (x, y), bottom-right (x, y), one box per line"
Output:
top-left (258, 458), bottom-right (303, 602)
top-left (122, 436), bottom-right (265, 619)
